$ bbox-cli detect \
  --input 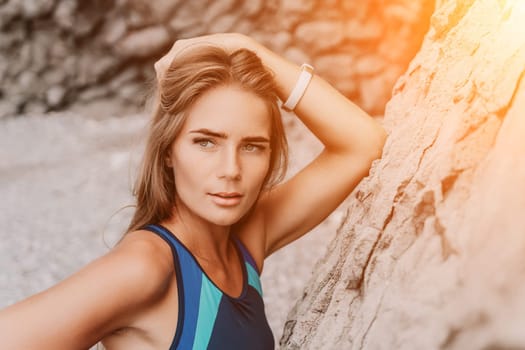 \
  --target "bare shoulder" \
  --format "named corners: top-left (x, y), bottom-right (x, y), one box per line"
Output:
top-left (116, 229), bottom-right (174, 270)
top-left (110, 229), bottom-right (175, 297)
